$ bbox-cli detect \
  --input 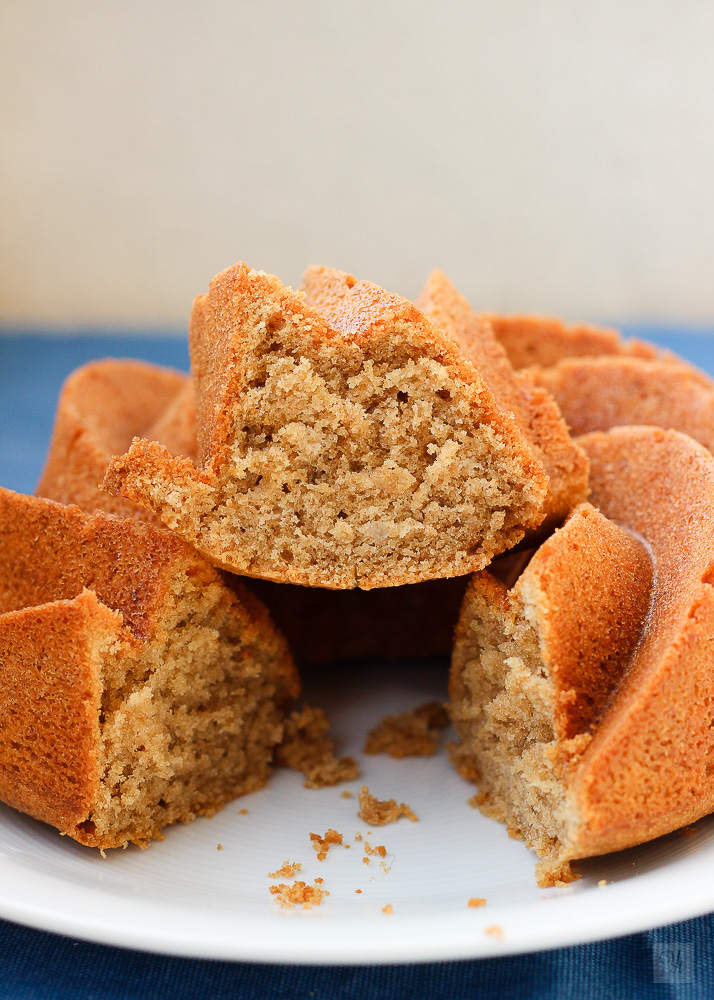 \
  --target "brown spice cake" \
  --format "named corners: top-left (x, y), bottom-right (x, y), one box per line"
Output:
top-left (40, 358), bottom-right (465, 663)
top-left (482, 314), bottom-right (674, 371)
top-left (0, 489), bottom-right (298, 849)
top-left (414, 270), bottom-right (589, 530)
top-left (104, 262), bottom-right (552, 589)
top-left (533, 356), bottom-right (714, 453)
top-left (450, 427), bottom-right (714, 884)
top-left (37, 359), bottom-right (195, 521)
